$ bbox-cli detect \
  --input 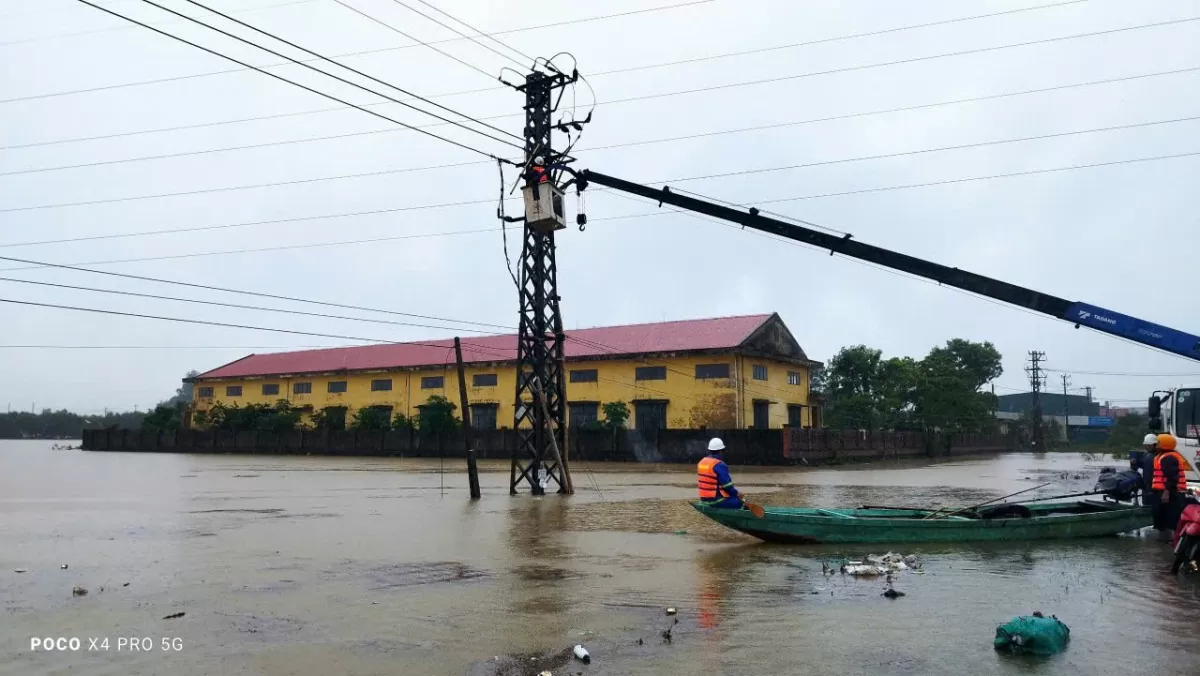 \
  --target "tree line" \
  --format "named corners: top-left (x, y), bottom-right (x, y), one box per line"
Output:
top-left (812, 338), bottom-right (1003, 451)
